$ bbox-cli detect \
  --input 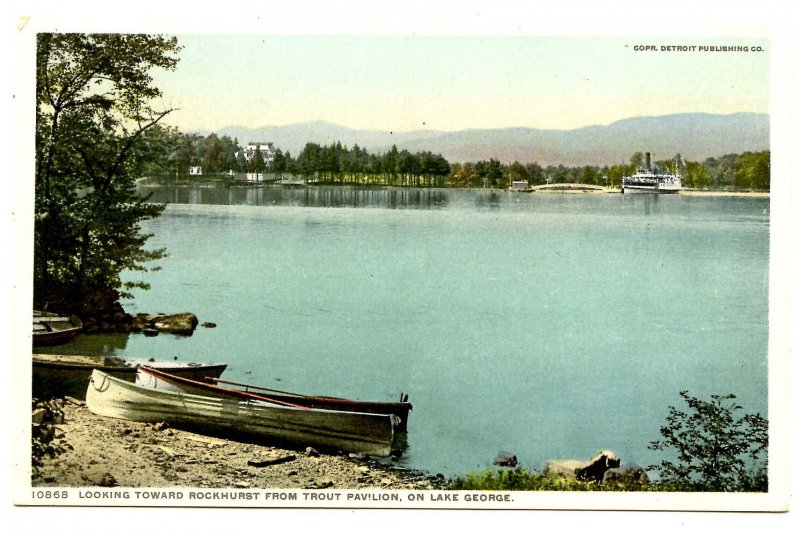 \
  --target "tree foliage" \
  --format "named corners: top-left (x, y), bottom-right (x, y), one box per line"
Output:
top-left (648, 391), bottom-right (768, 492)
top-left (249, 147), bottom-right (266, 173)
top-left (35, 33), bottom-right (181, 312)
